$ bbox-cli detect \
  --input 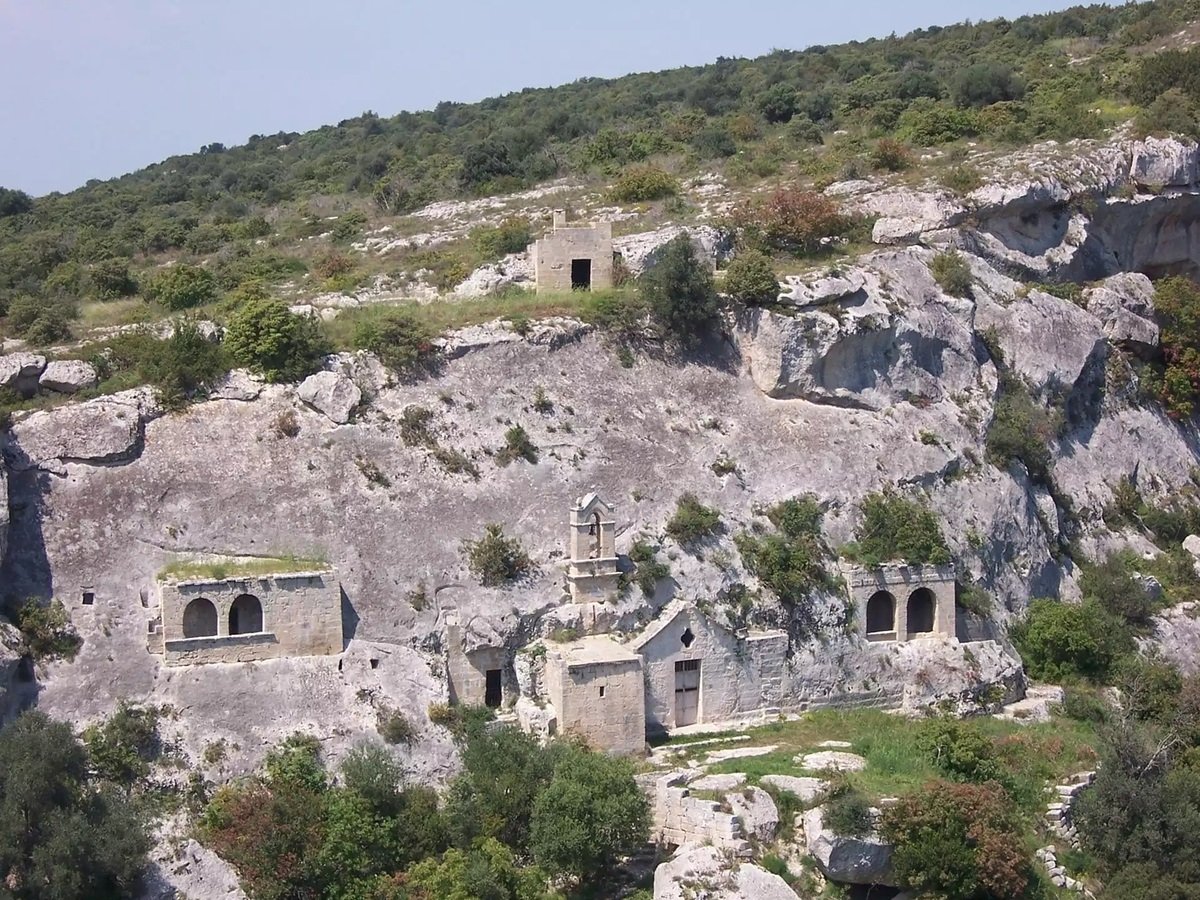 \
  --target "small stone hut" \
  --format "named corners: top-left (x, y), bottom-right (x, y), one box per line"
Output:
top-left (843, 562), bottom-right (956, 643)
top-left (632, 600), bottom-right (788, 736)
top-left (445, 615), bottom-right (510, 710)
top-left (151, 565), bottom-right (342, 666)
top-left (533, 211), bottom-right (613, 292)
top-left (544, 636), bottom-right (645, 755)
